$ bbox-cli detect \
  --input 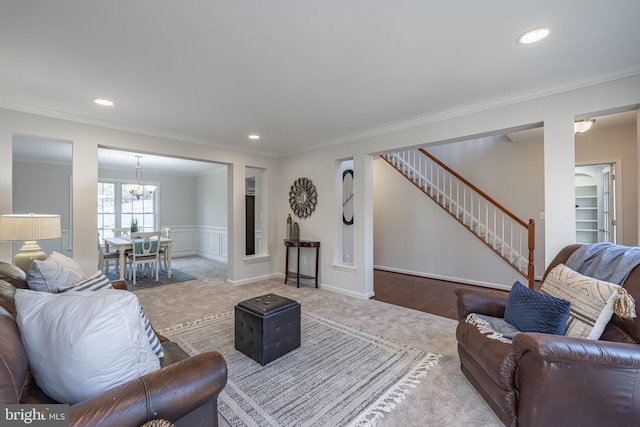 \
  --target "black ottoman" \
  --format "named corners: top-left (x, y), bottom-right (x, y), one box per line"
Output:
top-left (234, 294), bottom-right (301, 365)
